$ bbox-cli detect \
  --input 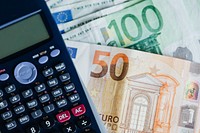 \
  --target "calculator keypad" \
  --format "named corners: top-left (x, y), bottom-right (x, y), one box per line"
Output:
top-left (0, 45), bottom-right (99, 133)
